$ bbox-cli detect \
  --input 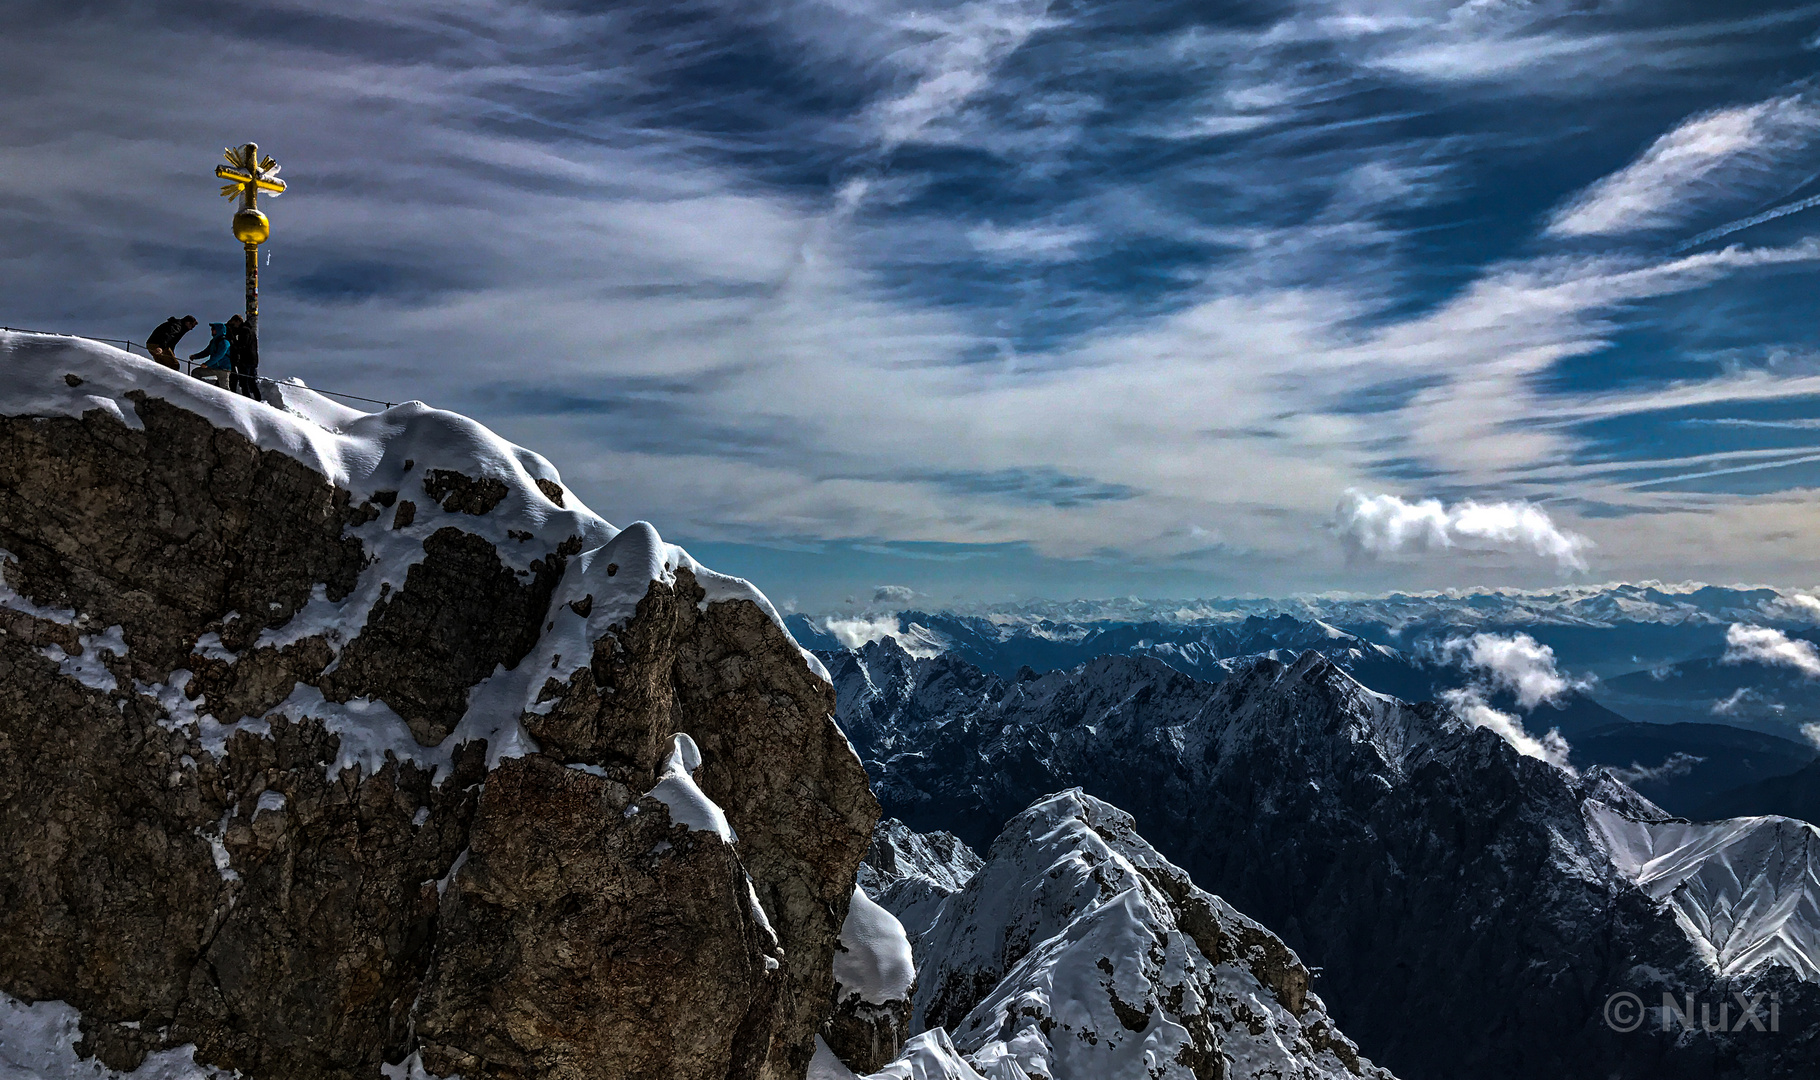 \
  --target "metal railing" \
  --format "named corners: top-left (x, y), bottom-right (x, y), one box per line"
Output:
top-left (1, 325), bottom-right (398, 410)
